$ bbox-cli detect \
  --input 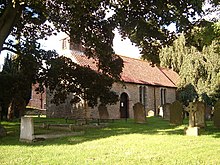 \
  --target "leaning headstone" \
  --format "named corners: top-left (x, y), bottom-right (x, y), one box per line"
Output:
top-left (133, 102), bottom-right (146, 123)
top-left (170, 101), bottom-right (183, 125)
top-left (20, 117), bottom-right (35, 142)
top-left (0, 124), bottom-right (6, 137)
top-left (163, 103), bottom-right (171, 120)
top-left (98, 104), bottom-right (109, 120)
top-left (213, 100), bottom-right (220, 128)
